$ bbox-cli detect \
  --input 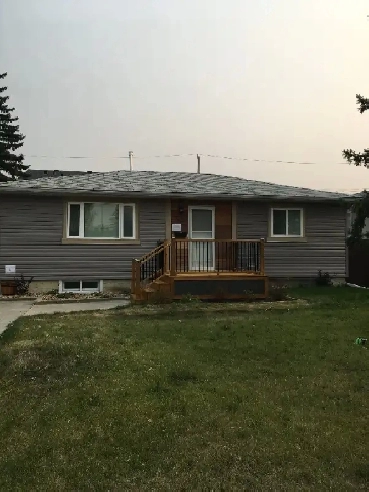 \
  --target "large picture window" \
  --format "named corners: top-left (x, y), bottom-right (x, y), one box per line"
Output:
top-left (67, 202), bottom-right (136, 239)
top-left (271, 208), bottom-right (303, 237)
